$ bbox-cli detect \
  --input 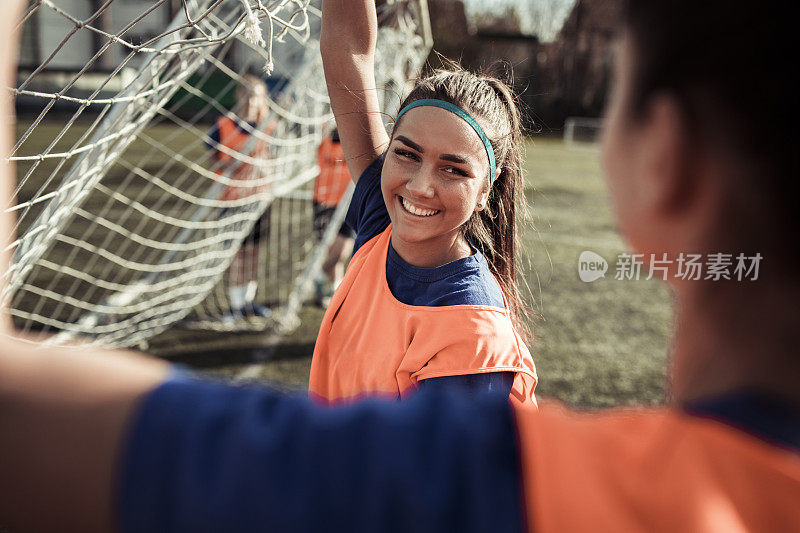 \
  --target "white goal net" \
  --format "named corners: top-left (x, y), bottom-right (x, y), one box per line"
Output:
top-left (4, 0), bottom-right (431, 349)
